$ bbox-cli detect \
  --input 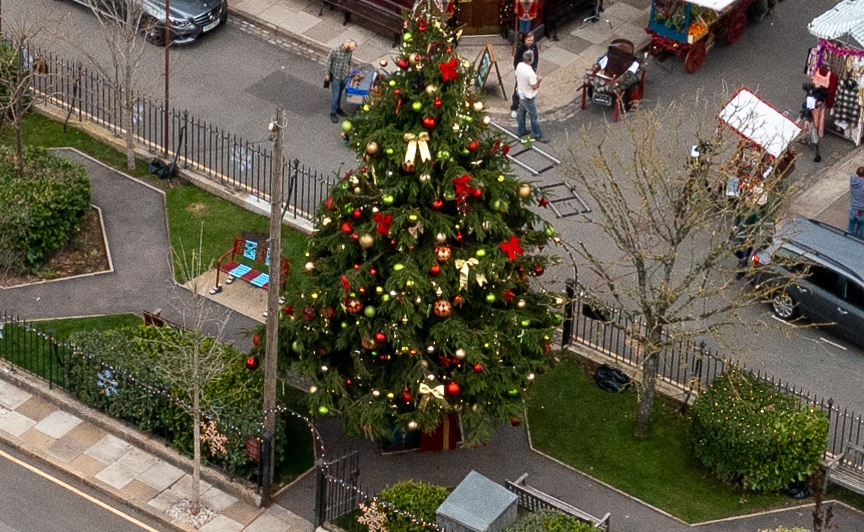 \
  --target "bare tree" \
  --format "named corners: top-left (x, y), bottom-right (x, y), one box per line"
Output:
top-left (68, 0), bottom-right (156, 170)
top-left (0, 13), bottom-right (50, 178)
top-left (563, 94), bottom-right (797, 436)
top-left (148, 233), bottom-right (238, 516)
